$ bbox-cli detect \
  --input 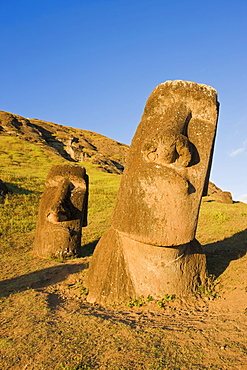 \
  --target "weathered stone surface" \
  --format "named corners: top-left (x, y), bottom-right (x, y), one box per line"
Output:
top-left (33, 165), bottom-right (88, 259)
top-left (87, 228), bottom-right (206, 303)
top-left (87, 80), bottom-right (219, 304)
top-left (207, 181), bottom-right (233, 204)
top-left (0, 179), bottom-right (8, 205)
